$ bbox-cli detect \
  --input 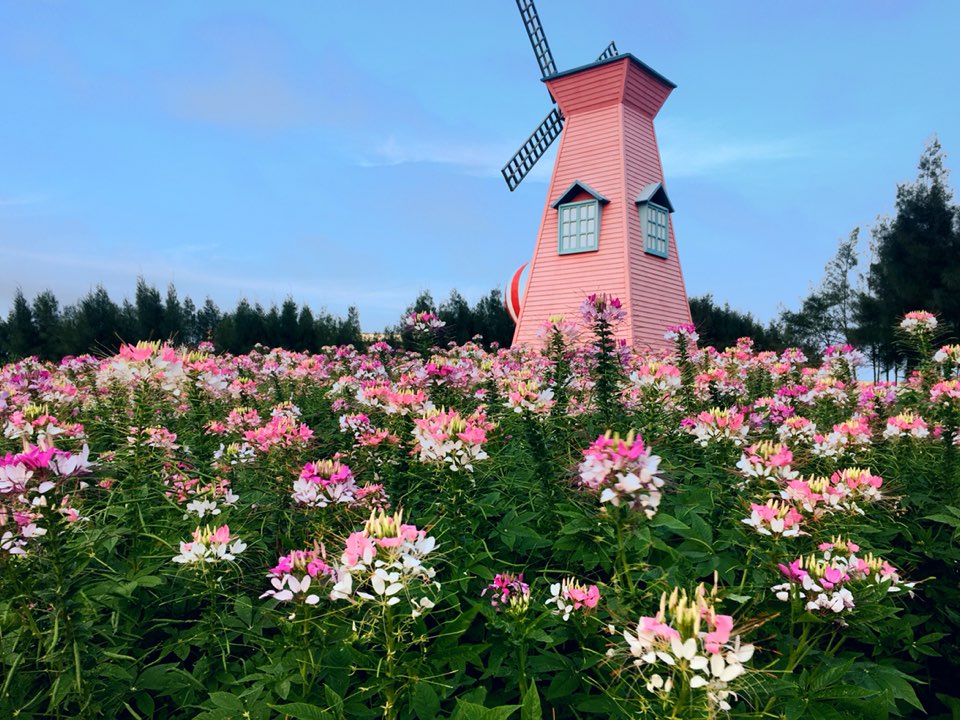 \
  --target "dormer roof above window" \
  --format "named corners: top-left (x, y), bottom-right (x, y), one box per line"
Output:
top-left (634, 182), bottom-right (674, 212)
top-left (550, 180), bottom-right (610, 209)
